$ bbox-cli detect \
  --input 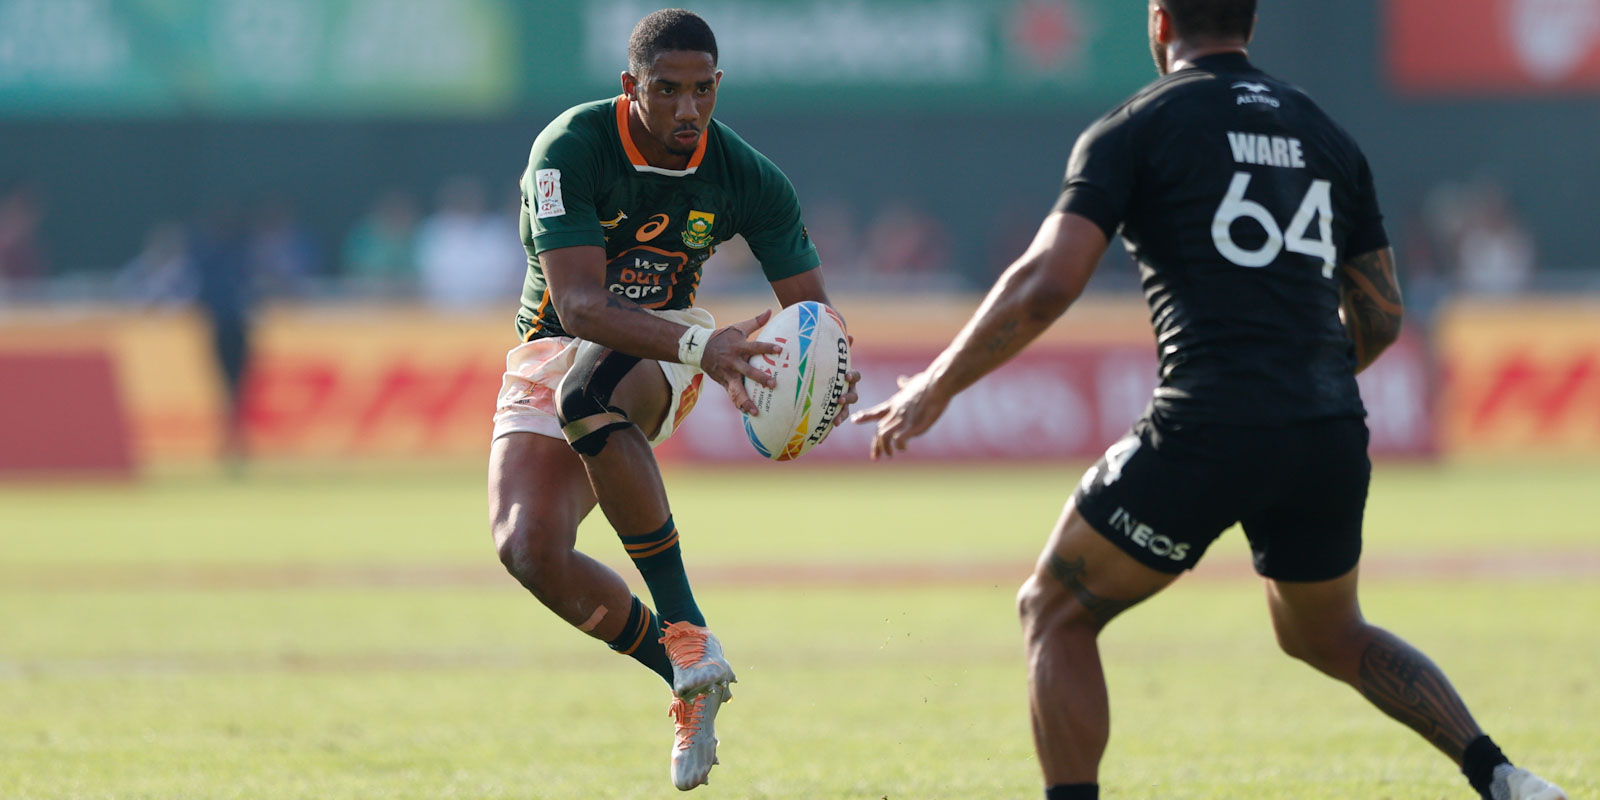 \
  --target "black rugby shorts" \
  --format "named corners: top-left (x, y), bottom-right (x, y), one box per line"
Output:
top-left (1072, 411), bottom-right (1370, 581)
